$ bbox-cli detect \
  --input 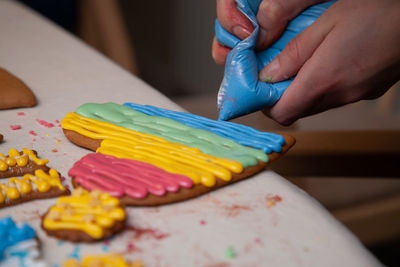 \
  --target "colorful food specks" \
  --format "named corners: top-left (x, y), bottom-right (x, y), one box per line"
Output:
top-left (266, 194), bottom-right (282, 208)
top-left (9, 125), bottom-right (21, 130)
